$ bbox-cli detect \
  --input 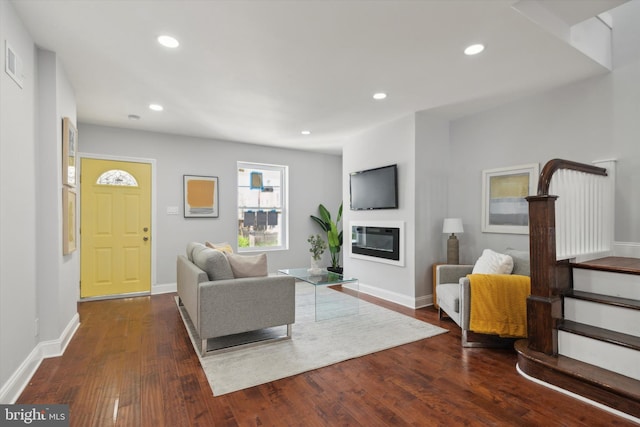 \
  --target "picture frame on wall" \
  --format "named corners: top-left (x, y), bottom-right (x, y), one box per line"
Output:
top-left (63, 187), bottom-right (77, 254)
top-left (183, 175), bottom-right (219, 218)
top-left (62, 117), bottom-right (77, 187)
top-left (481, 163), bottom-right (539, 234)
